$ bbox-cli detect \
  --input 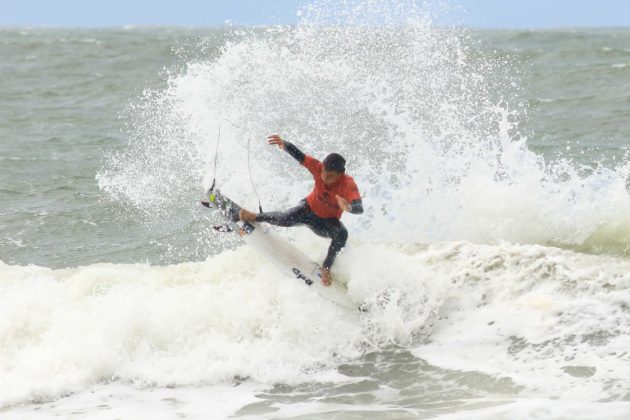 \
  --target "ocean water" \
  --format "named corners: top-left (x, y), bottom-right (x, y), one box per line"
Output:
top-left (2, 2), bottom-right (630, 419)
